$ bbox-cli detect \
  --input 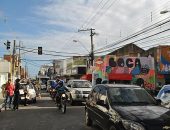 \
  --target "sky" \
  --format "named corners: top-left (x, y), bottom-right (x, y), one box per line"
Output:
top-left (0, 0), bottom-right (170, 77)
